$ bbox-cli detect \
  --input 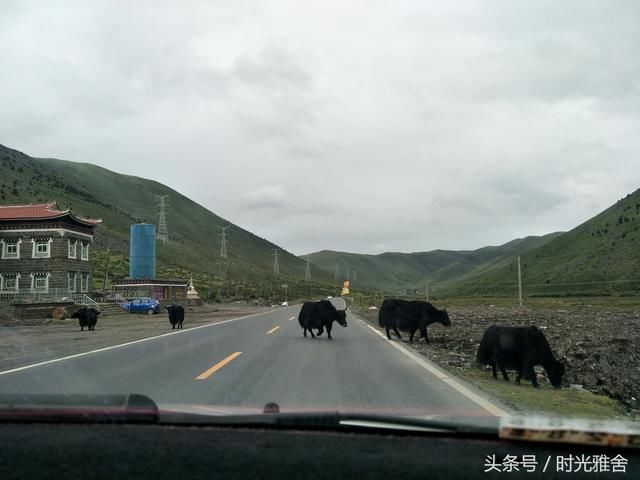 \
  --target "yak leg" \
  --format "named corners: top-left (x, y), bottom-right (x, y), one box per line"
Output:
top-left (408, 328), bottom-right (416, 343)
top-left (495, 353), bottom-right (510, 381)
top-left (421, 326), bottom-right (430, 344)
top-left (491, 361), bottom-right (498, 380)
top-left (303, 327), bottom-right (307, 337)
top-left (316, 325), bottom-right (324, 336)
top-left (385, 326), bottom-right (392, 340)
top-left (499, 364), bottom-right (510, 382)
top-left (392, 323), bottom-right (403, 340)
top-left (525, 361), bottom-right (538, 388)
top-left (326, 324), bottom-right (333, 340)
